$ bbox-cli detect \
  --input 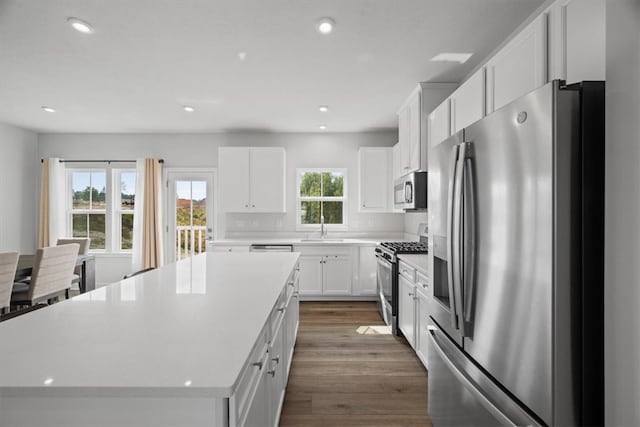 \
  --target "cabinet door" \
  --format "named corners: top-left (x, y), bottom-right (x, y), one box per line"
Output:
top-left (355, 246), bottom-right (377, 296)
top-left (250, 148), bottom-right (286, 213)
top-left (243, 364), bottom-right (269, 427)
top-left (486, 14), bottom-right (547, 113)
top-left (267, 322), bottom-right (285, 427)
top-left (451, 68), bottom-right (485, 133)
top-left (428, 99), bottom-right (451, 148)
top-left (359, 148), bottom-right (391, 212)
top-left (323, 255), bottom-right (352, 295)
top-left (298, 256), bottom-right (323, 296)
top-left (398, 275), bottom-right (416, 348)
top-left (219, 147), bottom-right (250, 212)
top-left (548, 0), bottom-right (605, 83)
top-left (416, 289), bottom-right (430, 368)
top-left (407, 92), bottom-right (422, 172)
